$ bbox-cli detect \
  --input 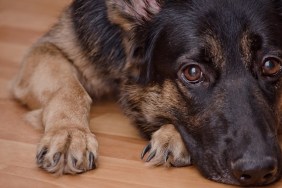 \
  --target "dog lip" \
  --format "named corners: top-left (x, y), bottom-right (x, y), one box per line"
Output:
top-left (206, 174), bottom-right (240, 186)
top-left (207, 175), bottom-right (278, 187)
top-left (208, 168), bottom-right (281, 186)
